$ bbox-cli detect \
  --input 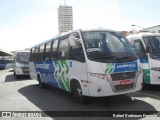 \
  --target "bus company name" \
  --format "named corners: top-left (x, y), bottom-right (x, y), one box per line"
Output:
top-left (35, 64), bottom-right (49, 70)
top-left (116, 64), bottom-right (136, 69)
top-left (87, 48), bottom-right (101, 52)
